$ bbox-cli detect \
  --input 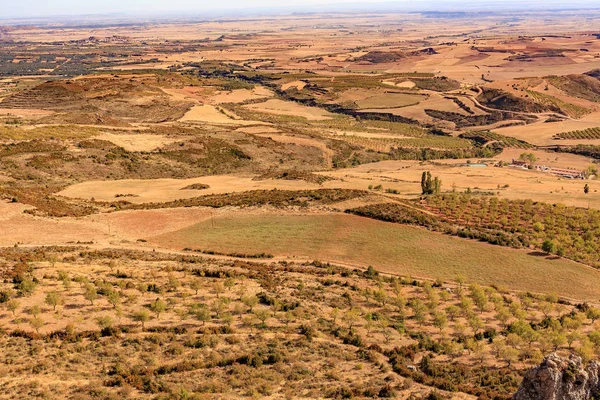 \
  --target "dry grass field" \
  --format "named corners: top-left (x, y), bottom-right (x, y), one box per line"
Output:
top-left (149, 211), bottom-right (600, 301)
top-left (243, 99), bottom-right (334, 121)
